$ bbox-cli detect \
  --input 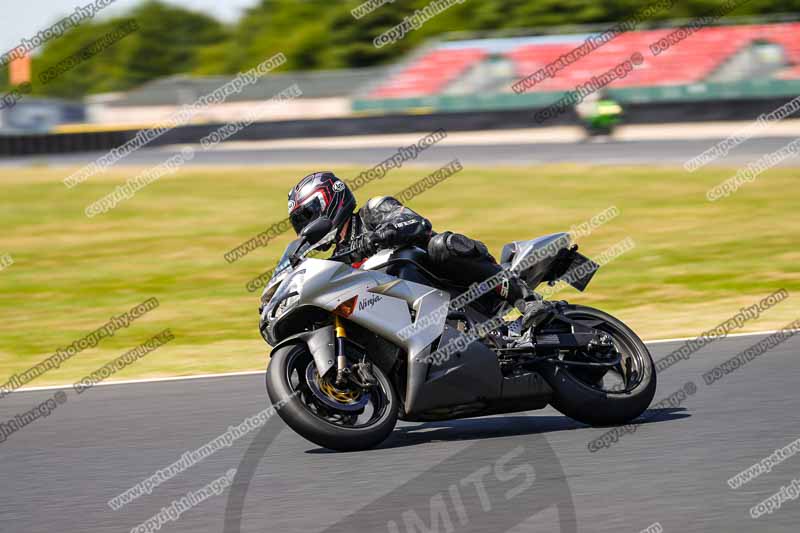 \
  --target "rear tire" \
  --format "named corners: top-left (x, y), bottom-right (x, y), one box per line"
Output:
top-left (266, 343), bottom-right (398, 451)
top-left (537, 305), bottom-right (656, 426)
